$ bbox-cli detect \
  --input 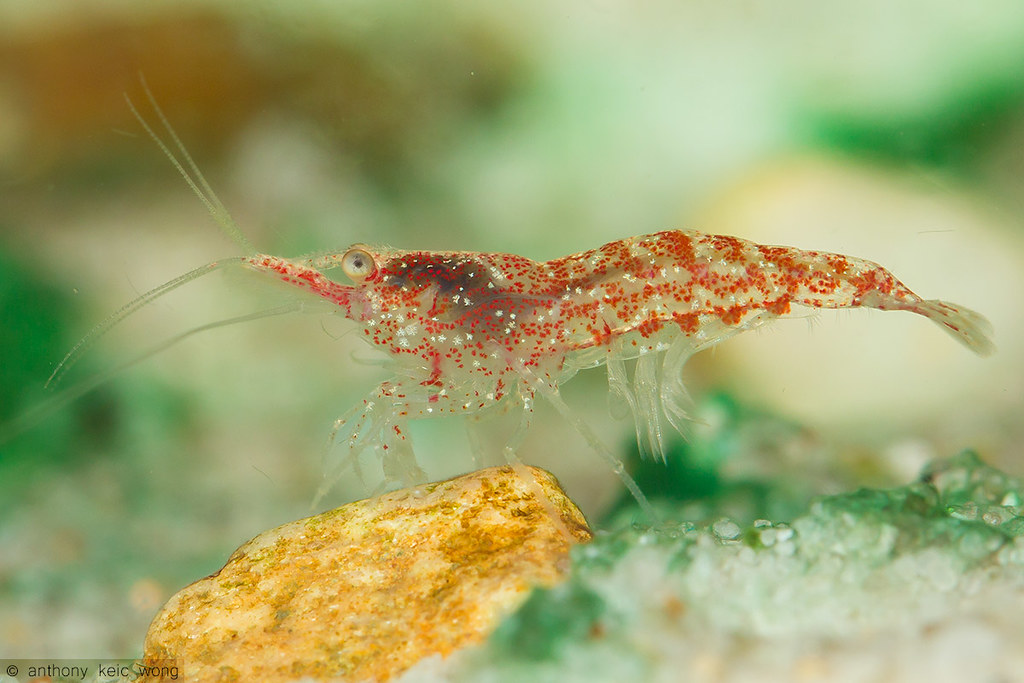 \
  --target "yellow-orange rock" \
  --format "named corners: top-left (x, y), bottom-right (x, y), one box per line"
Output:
top-left (139, 465), bottom-right (591, 682)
